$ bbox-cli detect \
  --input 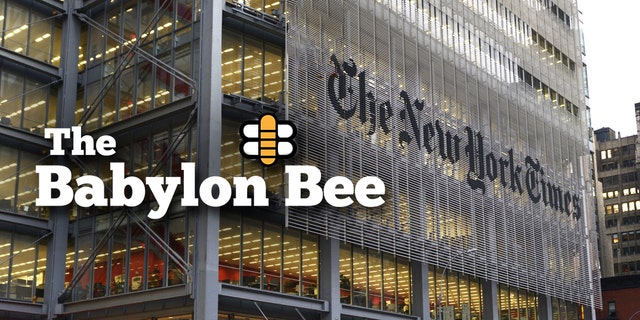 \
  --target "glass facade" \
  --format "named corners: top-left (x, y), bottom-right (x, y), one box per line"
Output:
top-left (77, 0), bottom-right (197, 131)
top-left (0, 229), bottom-right (47, 302)
top-left (287, 0), bottom-right (598, 311)
top-left (0, 145), bottom-right (49, 218)
top-left (65, 211), bottom-right (190, 301)
top-left (0, 0), bottom-right (597, 319)
top-left (219, 210), bottom-right (318, 296)
top-left (221, 27), bottom-right (284, 103)
top-left (0, 63), bottom-right (58, 134)
top-left (0, 0), bottom-right (62, 66)
top-left (339, 243), bottom-right (411, 313)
